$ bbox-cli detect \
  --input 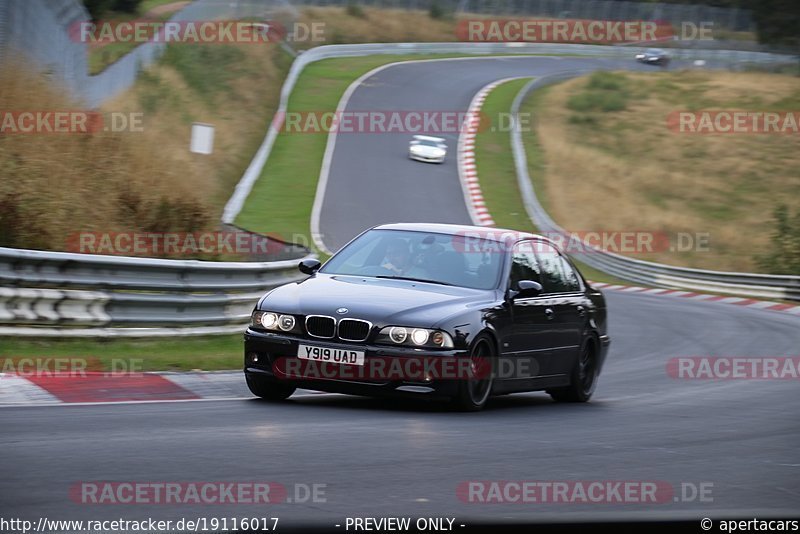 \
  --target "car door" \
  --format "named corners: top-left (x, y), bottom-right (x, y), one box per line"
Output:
top-left (533, 241), bottom-right (587, 376)
top-left (502, 240), bottom-right (554, 380)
